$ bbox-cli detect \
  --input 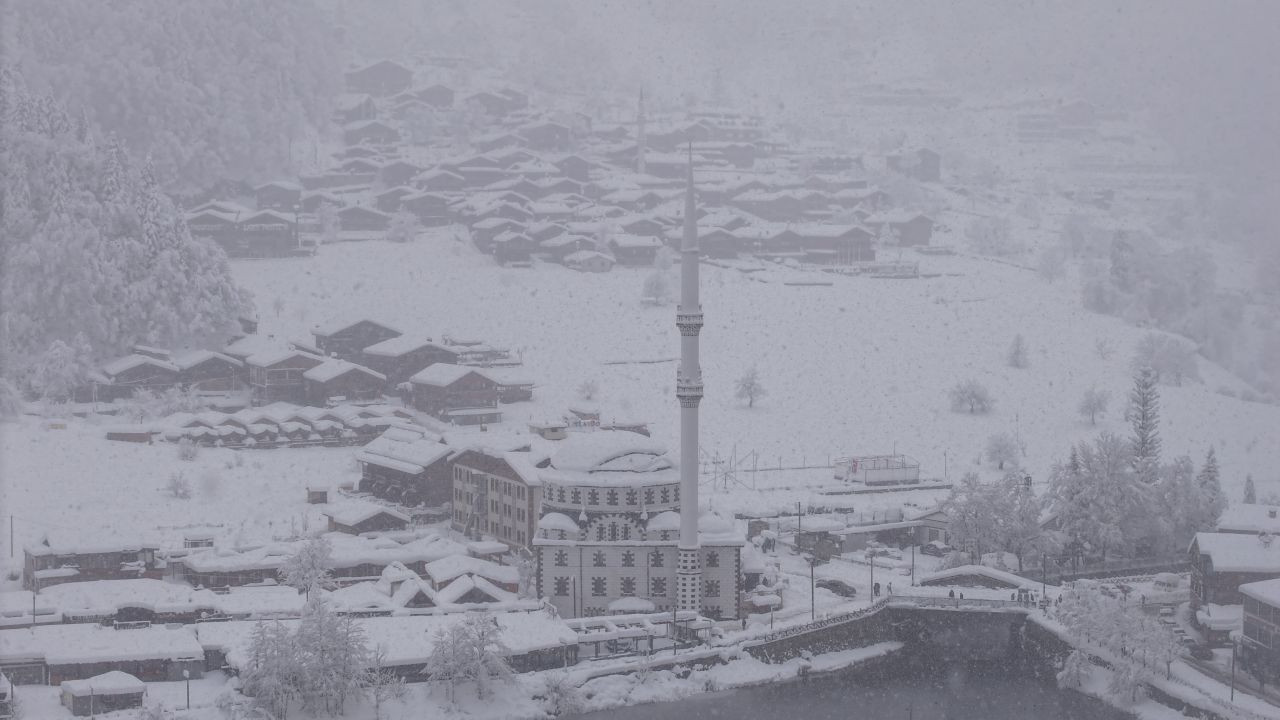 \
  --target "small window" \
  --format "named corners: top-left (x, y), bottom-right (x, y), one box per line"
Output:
top-left (660, 488), bottom-right (670, 504)
top-left (644, 489), bottom-right (656, 505)
top-left (554, 577), bottom-right (570, 596)
top-left (620, 576), bottom-right (636, 596)
top-left (591, 577), bottom-right (607, 597)
top-left (593, 551), bottom-right (606, 567)
top-left (587, 489), bottom-right (599, 506)
top-left (621, 551), bottom-right (635, 567)
top-left (704, 580), bottom-right (720, 598)
top-left (606, 489), bottom-right (618, 506)
top-left (650, 550), bottom-right (664, 567)
top-left (570, 488), bottom-right (581, 505)
top-left (705, 551), bottom-right (719, 568)
top-left (651, 577), bottom-right (667, 596)
top-left (626, 489), bottom-right (638, 505)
